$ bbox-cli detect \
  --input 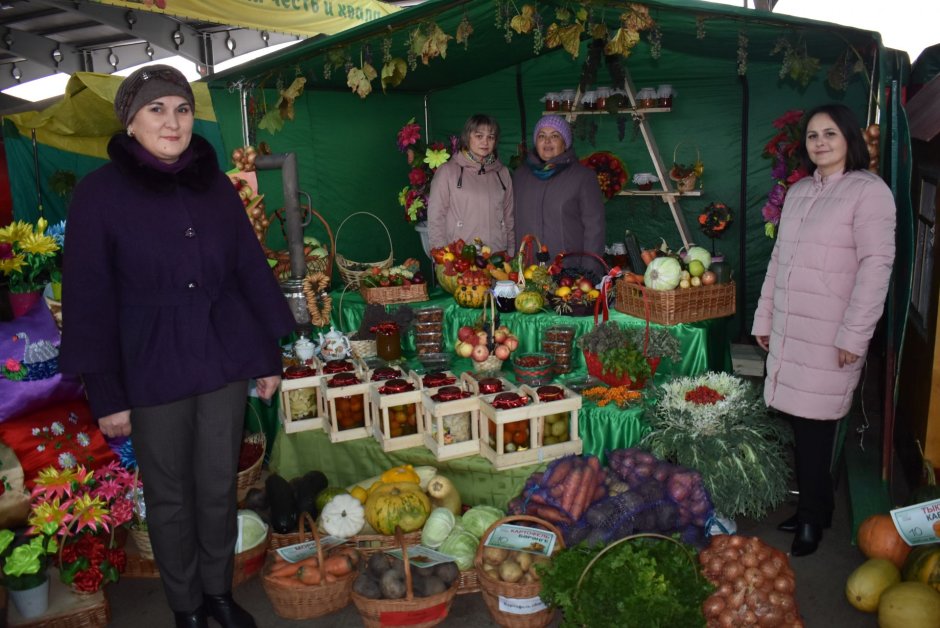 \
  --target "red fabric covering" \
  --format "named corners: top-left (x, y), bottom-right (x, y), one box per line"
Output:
top-left (0, 398), bottom-right (115, 489)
